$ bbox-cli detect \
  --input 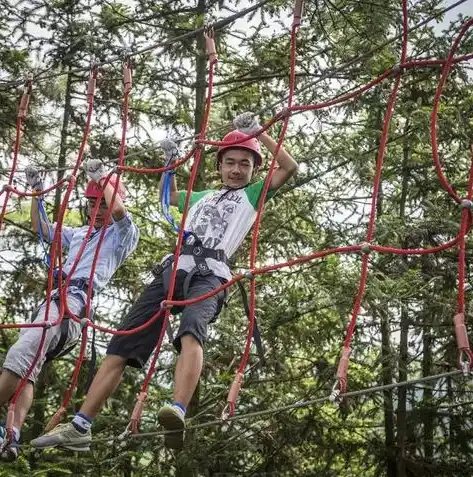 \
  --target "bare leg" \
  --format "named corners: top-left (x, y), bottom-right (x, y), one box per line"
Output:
top-left (0, 370), bottom-right (21, 406)
top-left (0, 370), bottom-right (33, 432)
top-left (12, 383), bottom-right (33, 430)
top-left (173, 335), bottom-right (203, 408)
top-left (79, 354), bottom-right (127, 419)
